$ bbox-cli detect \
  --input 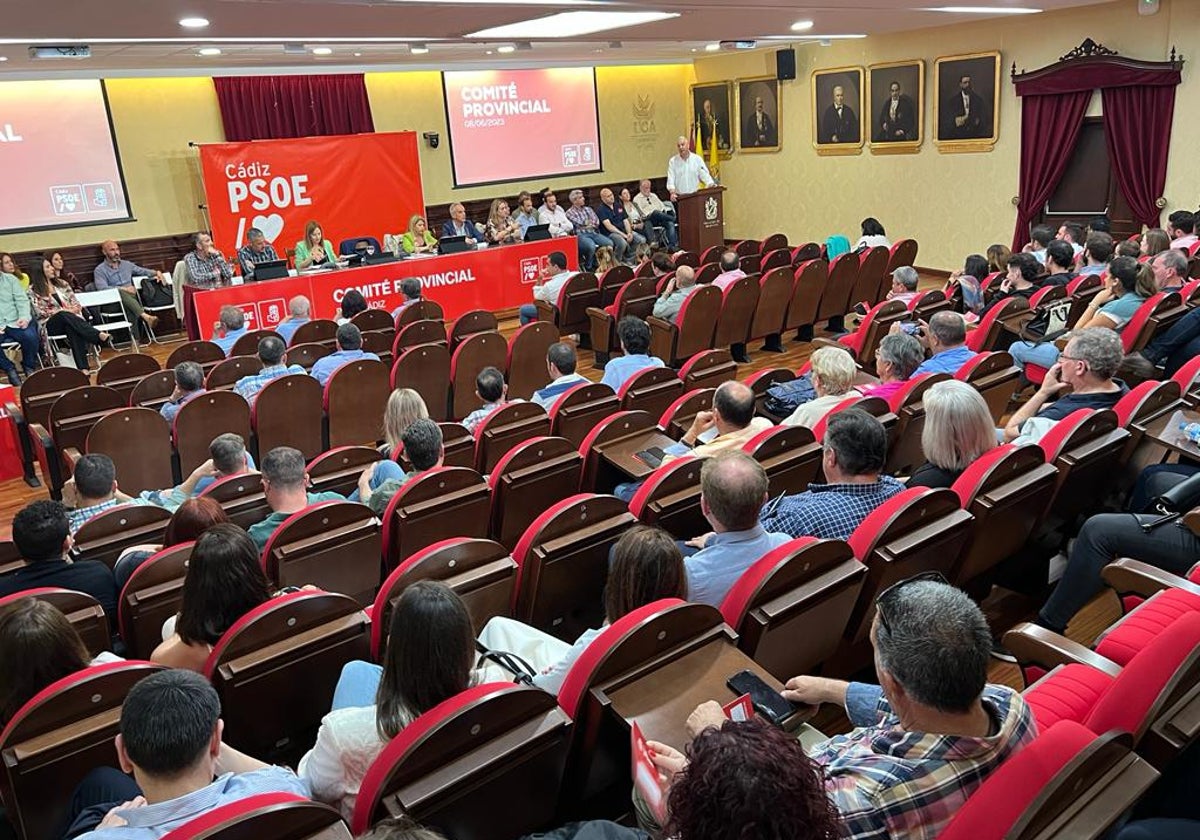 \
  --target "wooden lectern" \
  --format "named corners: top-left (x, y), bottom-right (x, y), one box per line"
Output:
top-left (676, 186), bottom-right (726, 253)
